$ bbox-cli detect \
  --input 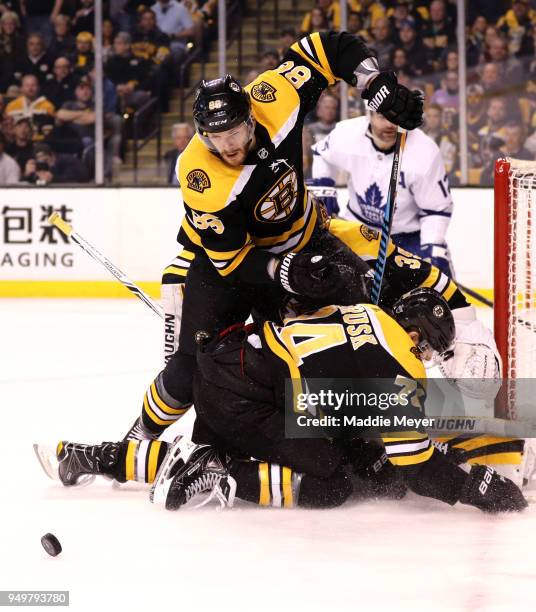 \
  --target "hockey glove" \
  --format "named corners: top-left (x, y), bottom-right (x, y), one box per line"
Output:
top-left (305, 177), bottom-right (340, 216)
top-left (275, 251), bottom-right (338, 297)
top-left (459, 465), bottom-right (528, 512)
top-left (420, 243), bottom-right (452, 276)
top-left (362, 72), bottom-right (424, 130)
